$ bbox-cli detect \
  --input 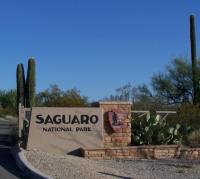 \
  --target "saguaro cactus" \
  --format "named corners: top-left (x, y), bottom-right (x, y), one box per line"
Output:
top-left (190, 15), bottom-right (200, 105)
top-left (16, 64), bottom-right (25, 108)
top-left (26, 58), bottom-right (36, 107)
